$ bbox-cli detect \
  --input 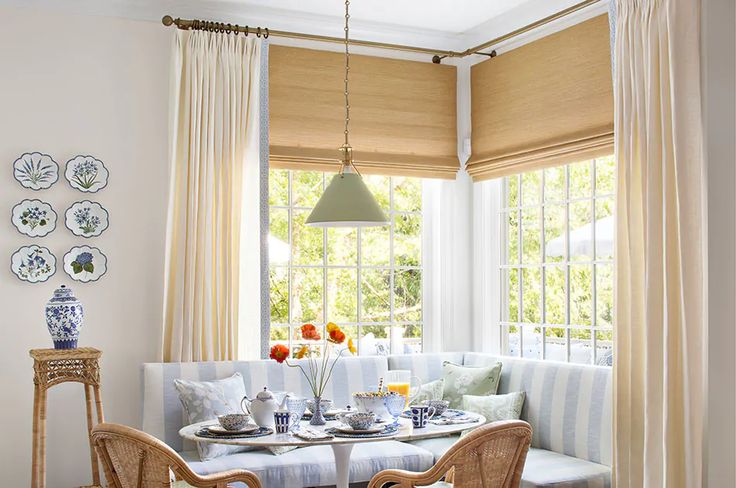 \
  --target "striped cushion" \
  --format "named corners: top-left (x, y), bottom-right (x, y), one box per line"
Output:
top-left (521, 448), bottom-right (611, 488)
top-left (463, 353), bottom-right (612, 466)
top-left (387, 353), bottom-right (465, 383)
top-left (142, 356), bottom-right (387, 451)
top-left (180, 441), bottom-right (433, 487)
